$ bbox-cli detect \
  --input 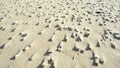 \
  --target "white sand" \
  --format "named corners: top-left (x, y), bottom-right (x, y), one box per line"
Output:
top-left (0, 0), bottom-right (120, 68)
